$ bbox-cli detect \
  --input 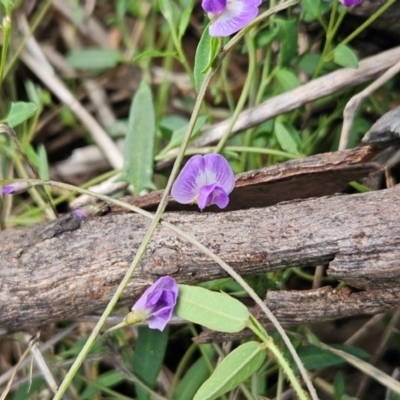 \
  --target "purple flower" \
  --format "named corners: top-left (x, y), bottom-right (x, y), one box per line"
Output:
top-left (1, 182), bottom-right (29, 195)
top-left (131, 277), bottom-right (178, 331)
top-left (171, 154), bottom-right (235, 210)
top-left (324, 0), bottom-right (363, 7)
top-left (340, 0), bottom-right (362, 6)
top-left (202, 0), bottom-right (262, 37)
top-left (72, 209), bottom-right (86, 219)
